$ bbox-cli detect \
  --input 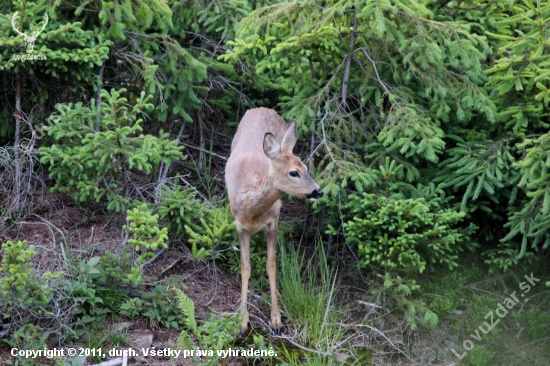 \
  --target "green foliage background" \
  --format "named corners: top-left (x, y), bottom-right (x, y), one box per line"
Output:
top-left (1, 0), bottom-right (550, 364)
